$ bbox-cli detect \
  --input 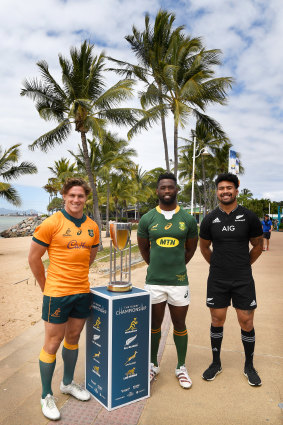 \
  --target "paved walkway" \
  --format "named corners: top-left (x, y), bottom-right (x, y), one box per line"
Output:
top-left (0, 232), bottom-right (282, 425)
